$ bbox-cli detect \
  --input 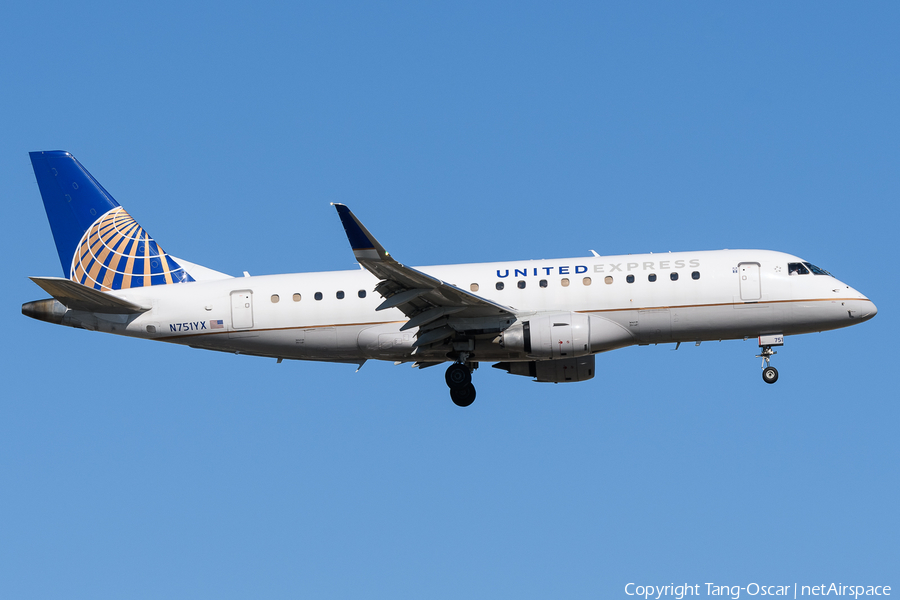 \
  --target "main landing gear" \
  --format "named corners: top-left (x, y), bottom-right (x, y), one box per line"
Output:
top-left (756, 334), bottom-right (784, 384)
top-left (445, 359), bottom-right (476, 407)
